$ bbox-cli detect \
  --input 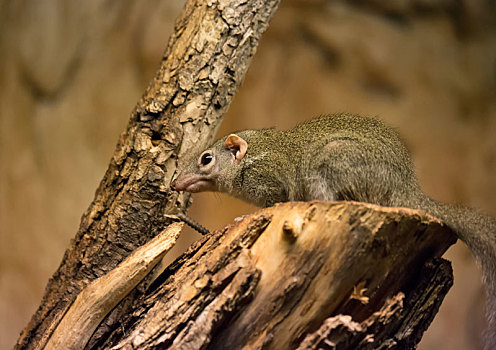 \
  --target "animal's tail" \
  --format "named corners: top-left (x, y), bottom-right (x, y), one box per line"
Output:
top-left (412, 194), bottom-right (496, 348)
